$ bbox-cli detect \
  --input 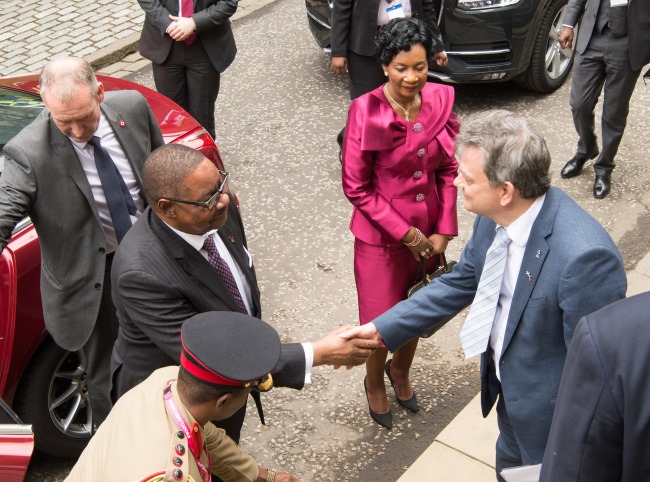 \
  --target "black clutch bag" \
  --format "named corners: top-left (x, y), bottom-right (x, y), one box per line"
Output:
top-left (406, 253), bottom-right (457, 338)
